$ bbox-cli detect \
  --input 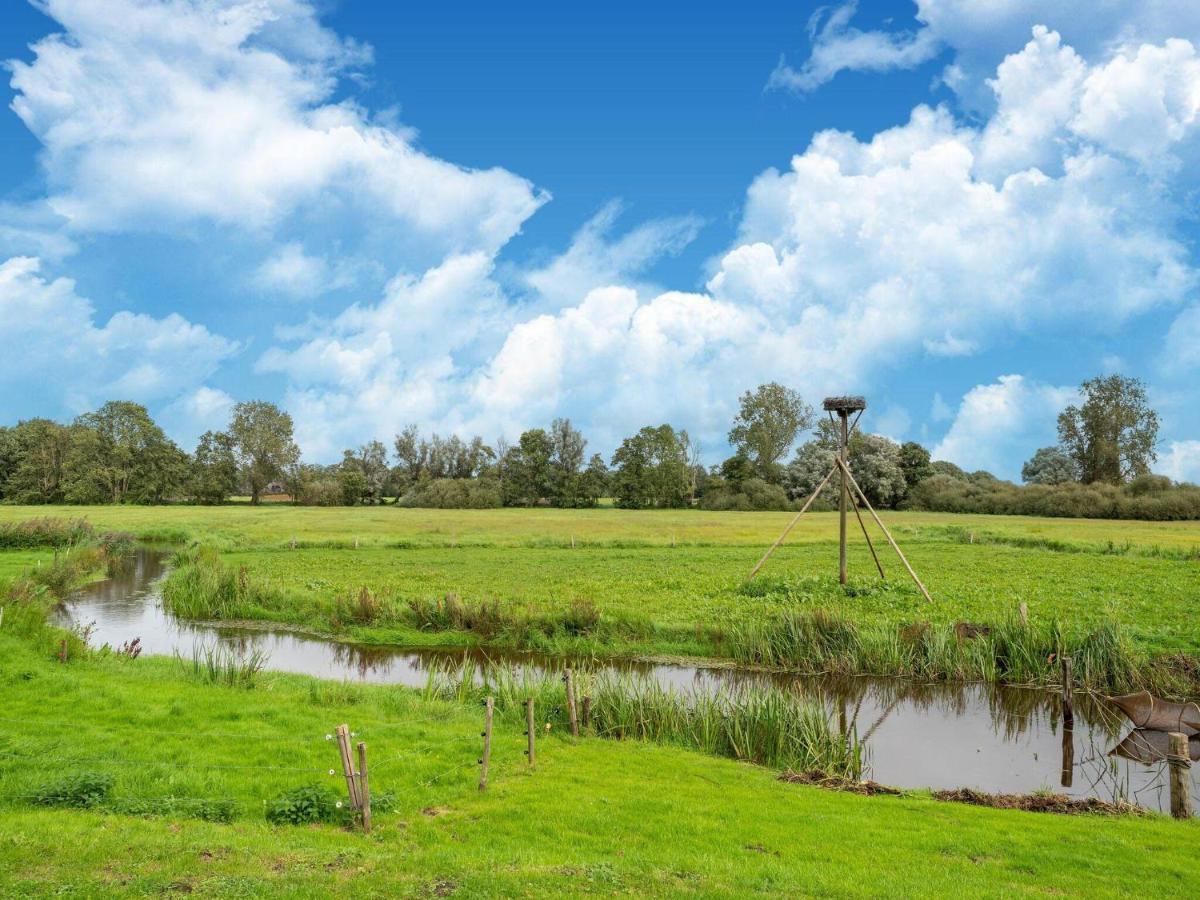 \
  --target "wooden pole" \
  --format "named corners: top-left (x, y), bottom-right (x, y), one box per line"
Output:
top-left (1168, 732), bottom-right (1192, 820)
top-left (564, 669), bottom-right (579, 737)
top-left (851, 498), bottom-right (885, 580)
top-left (838, 411), bottom-right (849, 585)
top-left (479, 696), bottom-right (494, 792)
top-left (356, 741), bottom-right (371, 833)
top-left (837, 459), bottom-right (933, 603)
top-left (746, 463), bottom-right (839, 581)
top-left (581, 695), bottom-right (592, 734)
top-left (1019, 602), bottom-right (1029, 626)
top-left (525, 698), bottom-right (536, 768)
top-left (335, 724), bottom-right (361, 809)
